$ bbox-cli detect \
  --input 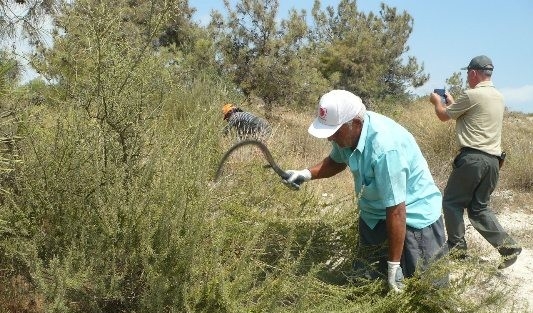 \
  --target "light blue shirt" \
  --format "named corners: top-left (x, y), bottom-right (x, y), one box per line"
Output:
top-left (330, 112), bottom-right (442, 229)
